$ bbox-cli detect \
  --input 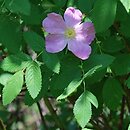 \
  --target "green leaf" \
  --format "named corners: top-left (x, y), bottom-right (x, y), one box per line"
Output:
top-left (23, 31), bottom-right (44, 52)
top-left (2, 71), bottom-right (24, 105)
top-left (120, 0), bottom-right (130, 13)
top-left (83, 65), bottom-right (102, 80)
top-left (84, 69), bottom-right (106, 85)
top-left (116, 2), bottom-right (128, 22)
top-left (0, 73), bottom-right (12, 86)
top-left (77, 0), bottom-right (95, 13)
top-left (57, 65), bottom-right (101, 100)
top-left (42, 52), bottom-right (60, 74)
top-left (25, 61), bottom-right (42, 99)
top-left (82, 128), bottom-right (92, 130)
top-left (128, 124), bottom-right (130, 130)
top-left (85, 91), bottom-right (98, 108)
top-left (103, 78), bottom-right (123, 110)
top-left (83, 54), bottom-right (115, 72)
top-left (91, 0), bottom-right (117, 32)
top-left (120, 17), bottom-right (130, 38)
top-left (52, 0), bottom-right (67, 8)
top-left (73, 91), bottom-right (92, 128)
top-left (57, 78), bottom-right (82, 100)
top-left (0, 16), bottom-right (22, 53)
top-left (22, 4), bottom-right (43, 25)
top-left (42, 0), bottom-right (56, 9)
top-left (23, 31), bottom-right (61, 73)
top-left (102, 36), bottom-right (125, 53)
top-left (0, 52), bottom-right (31, 73)
top-left (24, 65), bottom-right (53, 106)
top-left (5, 0), bottom-right (31, 15)
top-left (50, 55), bottom-right (81, 97)
top-left (111, 54), bottom-right (130, 75)
top-left (0, 110), bottom-right (10, 122)
top-left (125, 77), bottom-right (130, 89)
top-left (83, 65), bottom-right (105, 86)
